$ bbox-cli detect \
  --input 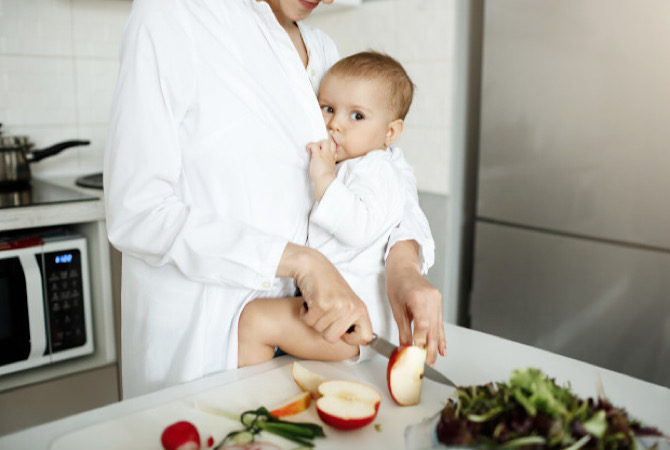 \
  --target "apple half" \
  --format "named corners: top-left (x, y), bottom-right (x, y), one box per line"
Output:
top-left (315, 380), bottom-right (381, 430)
top-left (269, 391), bottom-right (311, 417)
top-left (291, 361), bottom-right (325, 399)
top-left (387, 345), bottom-right (427, 406)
